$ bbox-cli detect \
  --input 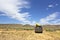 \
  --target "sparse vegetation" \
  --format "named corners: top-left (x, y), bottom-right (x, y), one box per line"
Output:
top-left (43, 25), bottom-right (60, 31)
top-left (0, 24), bottom-right (60, 31)
top-left (0, 24), bottom-right (34, 31)
top-left (0, 24), bottom-right (60, 40)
